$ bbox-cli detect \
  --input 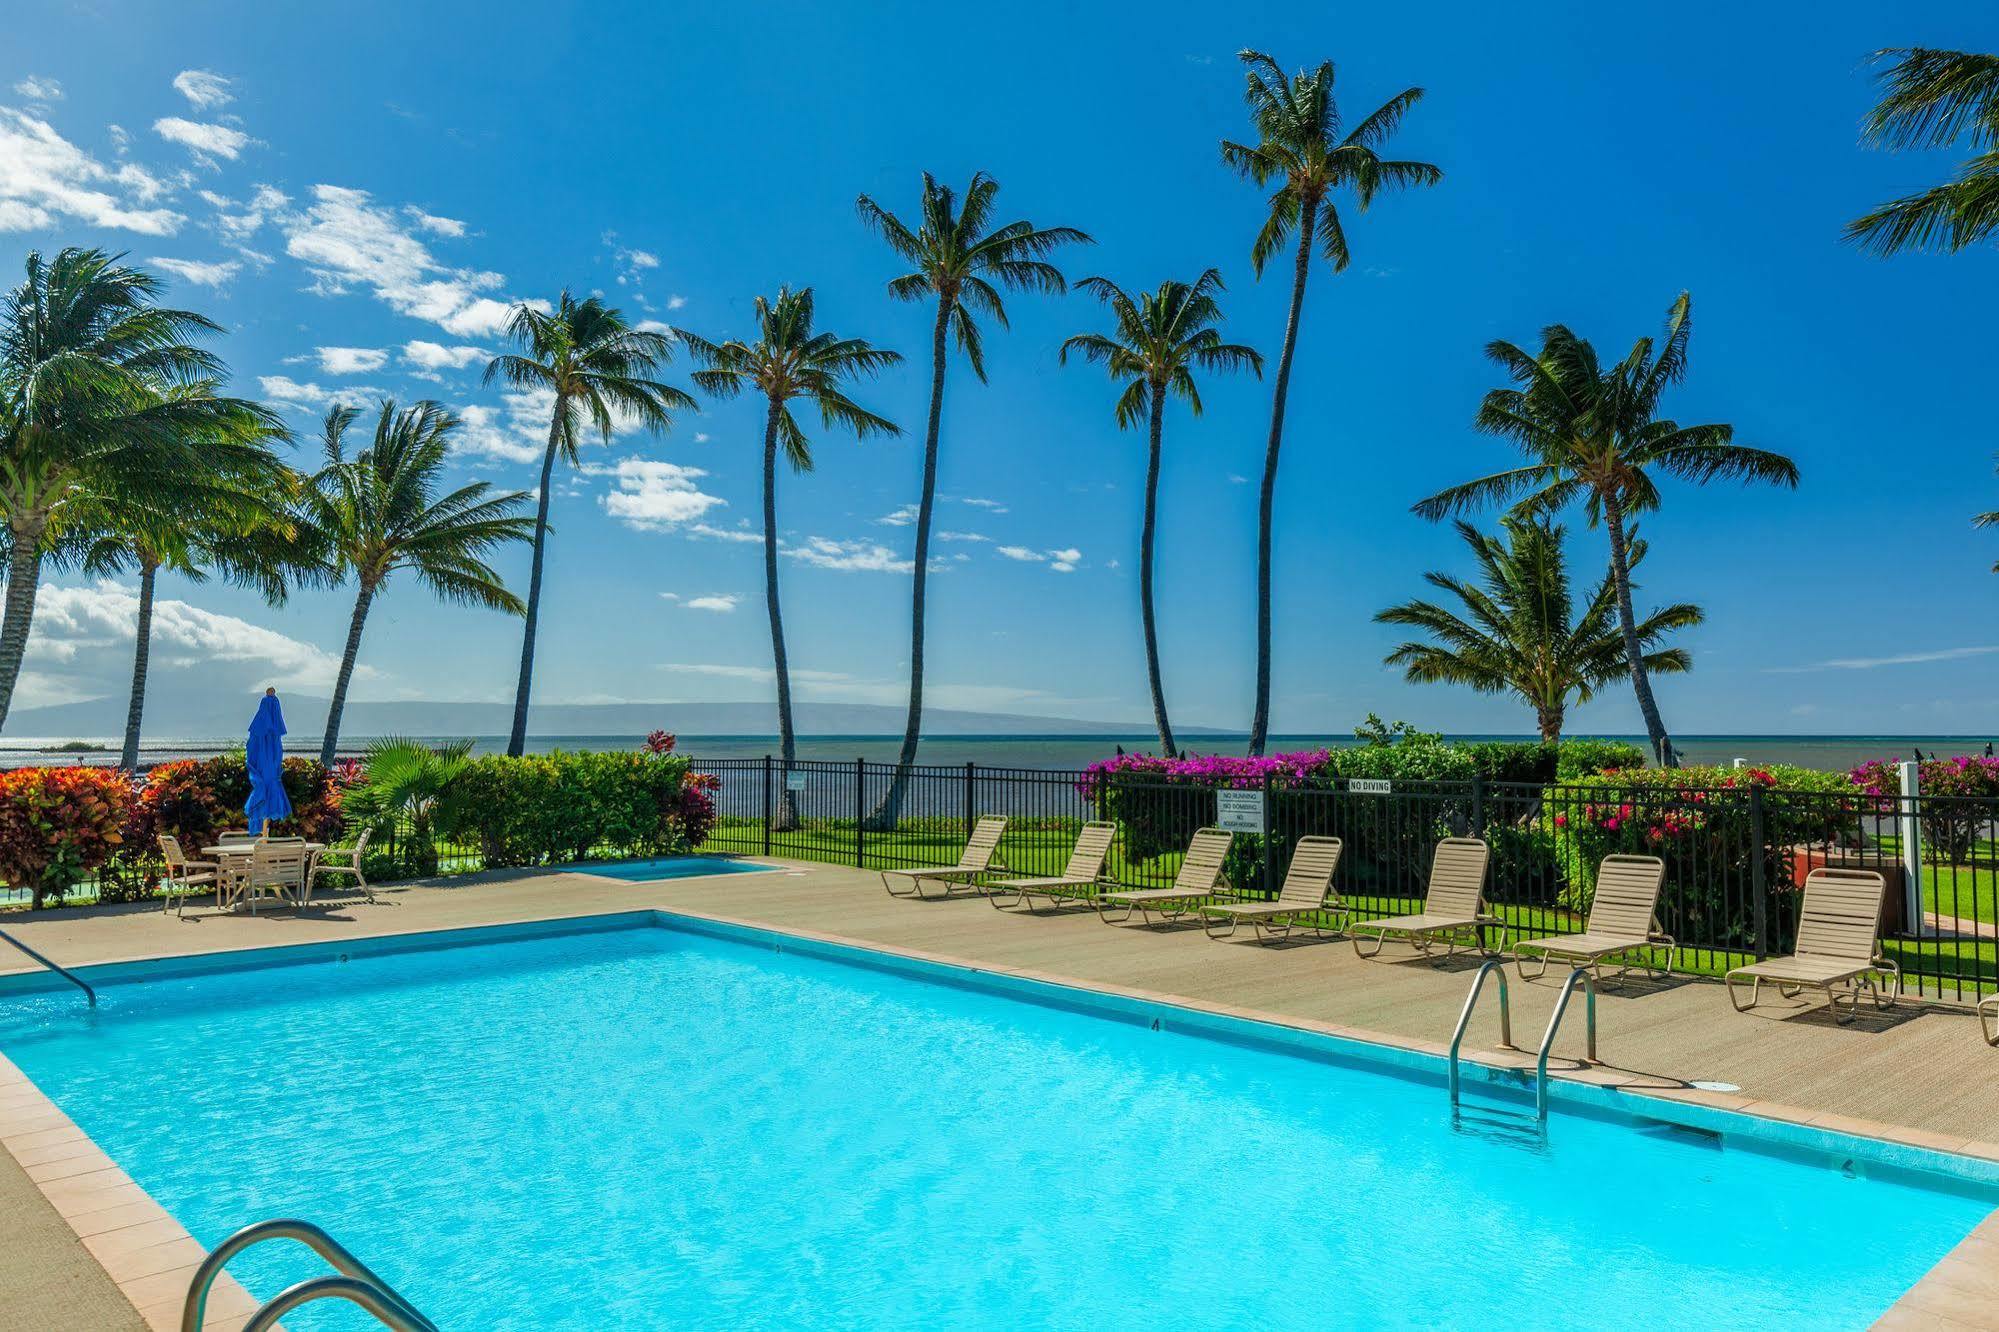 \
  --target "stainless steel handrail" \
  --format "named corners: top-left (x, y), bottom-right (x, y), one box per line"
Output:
top-left (1534, 967), bottom-right (1599, 1120)
top-left (241, 1275), bottom-right (431, 1332)
top-left (181, 1218), bottom-right (436, 1332)
top-left (1447, 959), bottom-right (1513, 1108)
top-left (0, 927), bottom-right (94, 1006)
